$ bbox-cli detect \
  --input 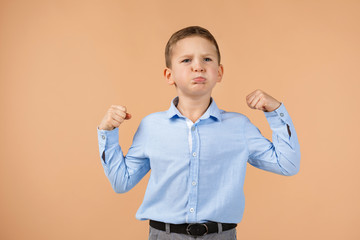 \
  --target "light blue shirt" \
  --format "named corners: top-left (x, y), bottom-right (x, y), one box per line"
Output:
top-left (97, 97), bottom-right (300, 224)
